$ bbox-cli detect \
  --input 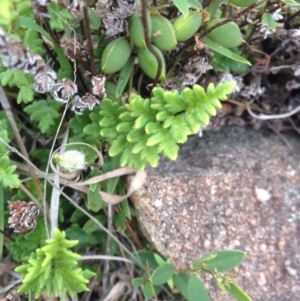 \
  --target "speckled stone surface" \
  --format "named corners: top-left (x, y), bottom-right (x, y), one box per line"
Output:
top-left (128, 127), bottom-right (300, 301)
